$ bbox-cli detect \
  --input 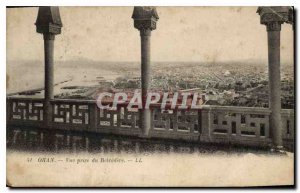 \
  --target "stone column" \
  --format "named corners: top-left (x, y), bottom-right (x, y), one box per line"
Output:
top-left (43, 33), bottom-right (55, 127)
top-left (132, 7), bottom-right (159, 137)
top-left (140, 29), bottom-right (152, 136)
top-left (35, 6), bottom-right (62, 127)
top-left (257, 6), bottom-right (293, 148)
top-left (267, 21), bottom-right (283, 147)
top-left (44, 34), bottom-right (55, 103)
